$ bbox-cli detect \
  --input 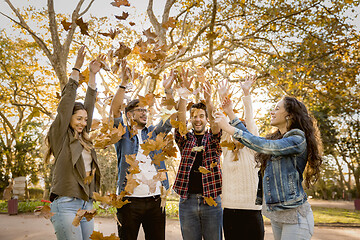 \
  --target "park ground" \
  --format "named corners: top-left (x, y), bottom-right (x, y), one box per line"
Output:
top-left (0, 199), bottom-right (359, 240)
